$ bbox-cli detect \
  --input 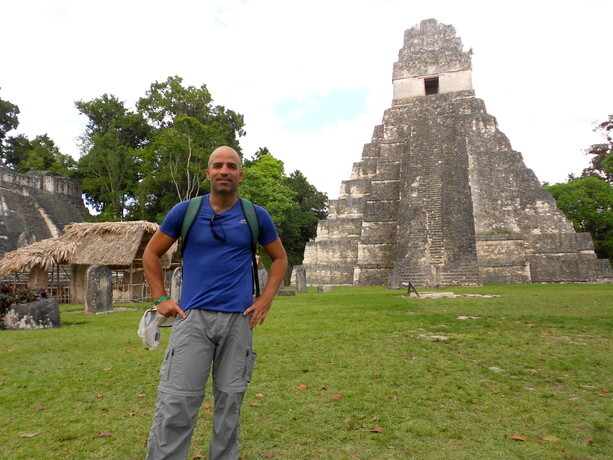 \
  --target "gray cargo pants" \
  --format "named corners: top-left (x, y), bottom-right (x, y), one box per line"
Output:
top-left (146, 309), bottom-right (256, 460)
